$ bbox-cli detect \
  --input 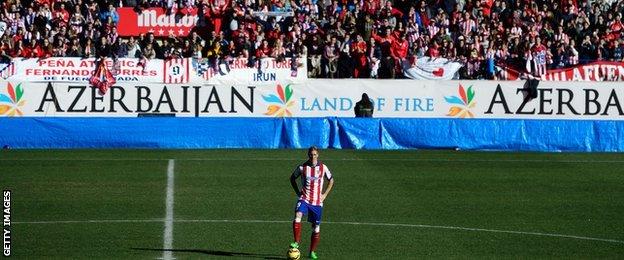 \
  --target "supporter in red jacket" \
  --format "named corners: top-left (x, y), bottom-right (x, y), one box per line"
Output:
top-left (255, 39), bottom-right (271, 58)
top-left (351, 34), bottom-right (368, 78)
top-left (391, 32), bottom-right (408, 60)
